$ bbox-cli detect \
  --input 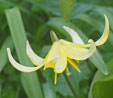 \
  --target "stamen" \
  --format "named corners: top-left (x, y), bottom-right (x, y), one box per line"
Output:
top-left (75, 59), bottom-right (79, 63)
top-left (66, 67), bottom-right (71, 76)
top-left (67, 58), bottom-right (81, 72)
top-left (54, 72), bottom-right (57, 84)
top-left (43, 67), bottom-right (46, 70)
